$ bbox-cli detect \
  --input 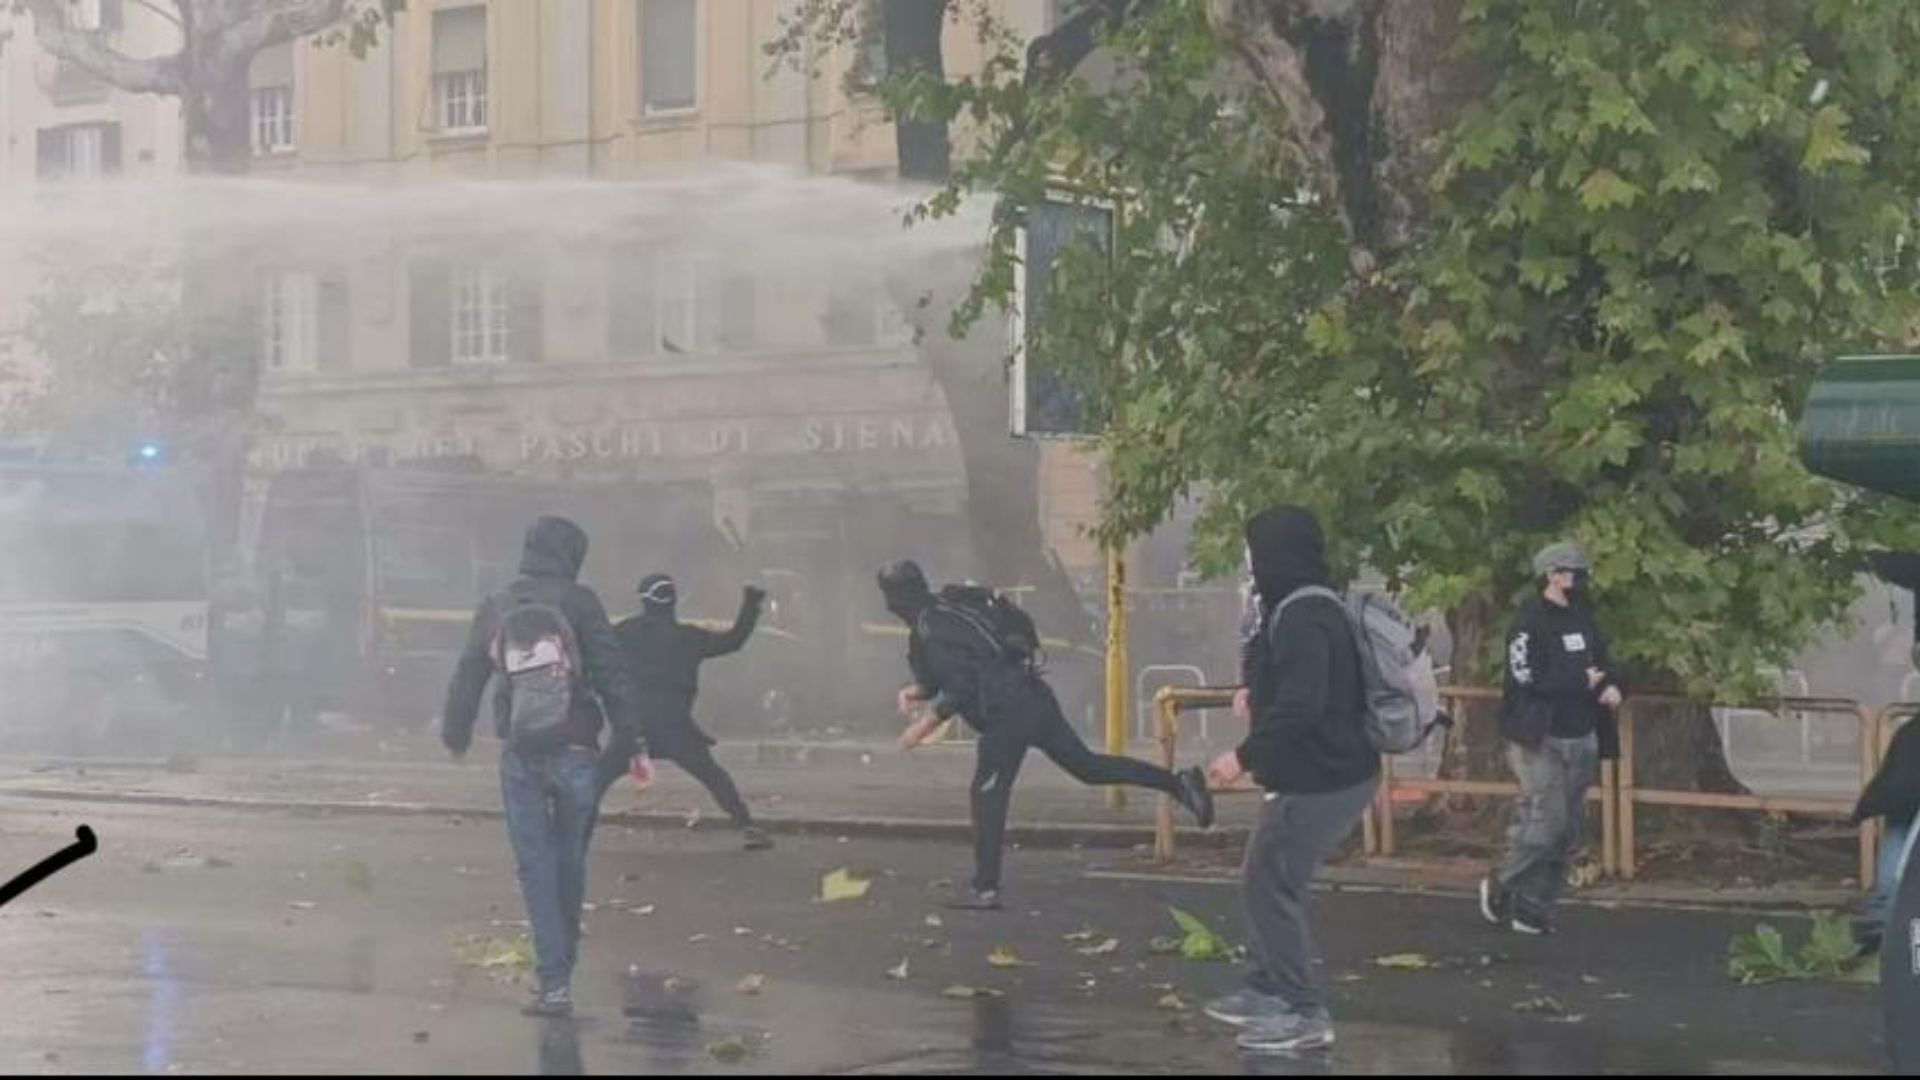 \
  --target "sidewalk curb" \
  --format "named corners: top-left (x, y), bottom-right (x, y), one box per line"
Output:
top-left (0, 786), bottom-right (1250, 852)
